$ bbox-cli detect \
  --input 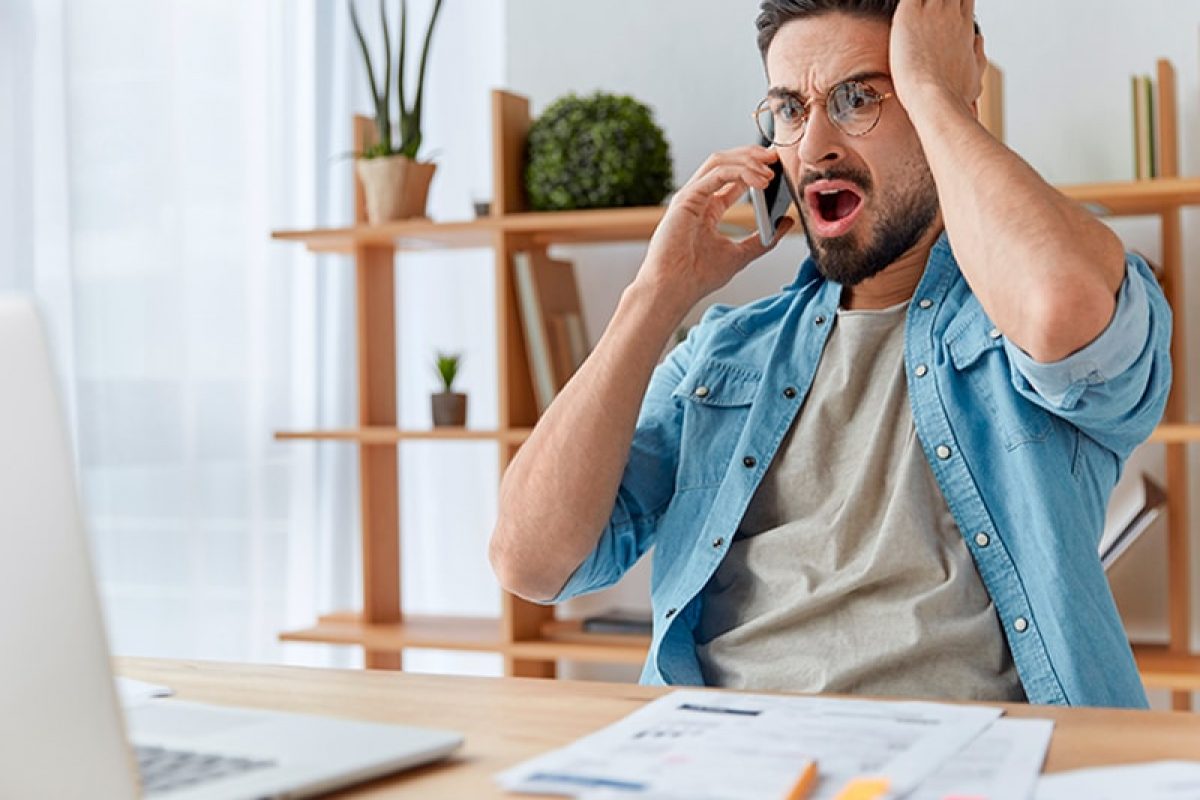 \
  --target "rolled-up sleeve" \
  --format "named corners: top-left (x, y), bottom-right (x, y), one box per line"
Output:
top-left (1003, 253), bottom-right (1172, 458)
top-left (543, 315), bottom-right (704, 604)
